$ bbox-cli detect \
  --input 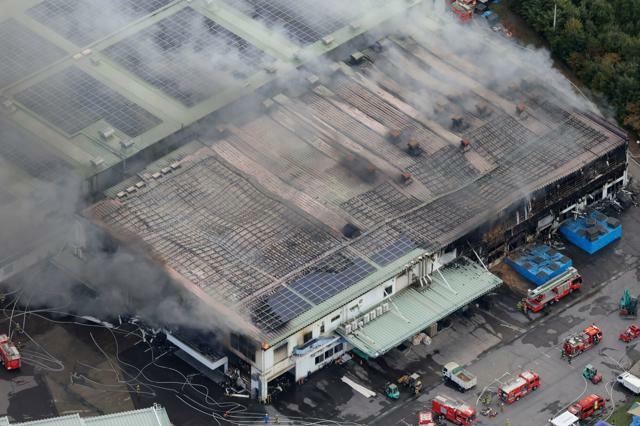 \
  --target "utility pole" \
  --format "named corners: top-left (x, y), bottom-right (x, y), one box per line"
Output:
top-left (553, 1), bottom-right (557, 30)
